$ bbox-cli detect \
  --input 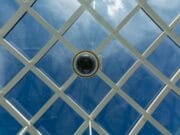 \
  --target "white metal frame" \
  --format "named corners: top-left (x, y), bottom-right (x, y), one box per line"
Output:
top-left (0, 0), bottom-right (179, 134)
